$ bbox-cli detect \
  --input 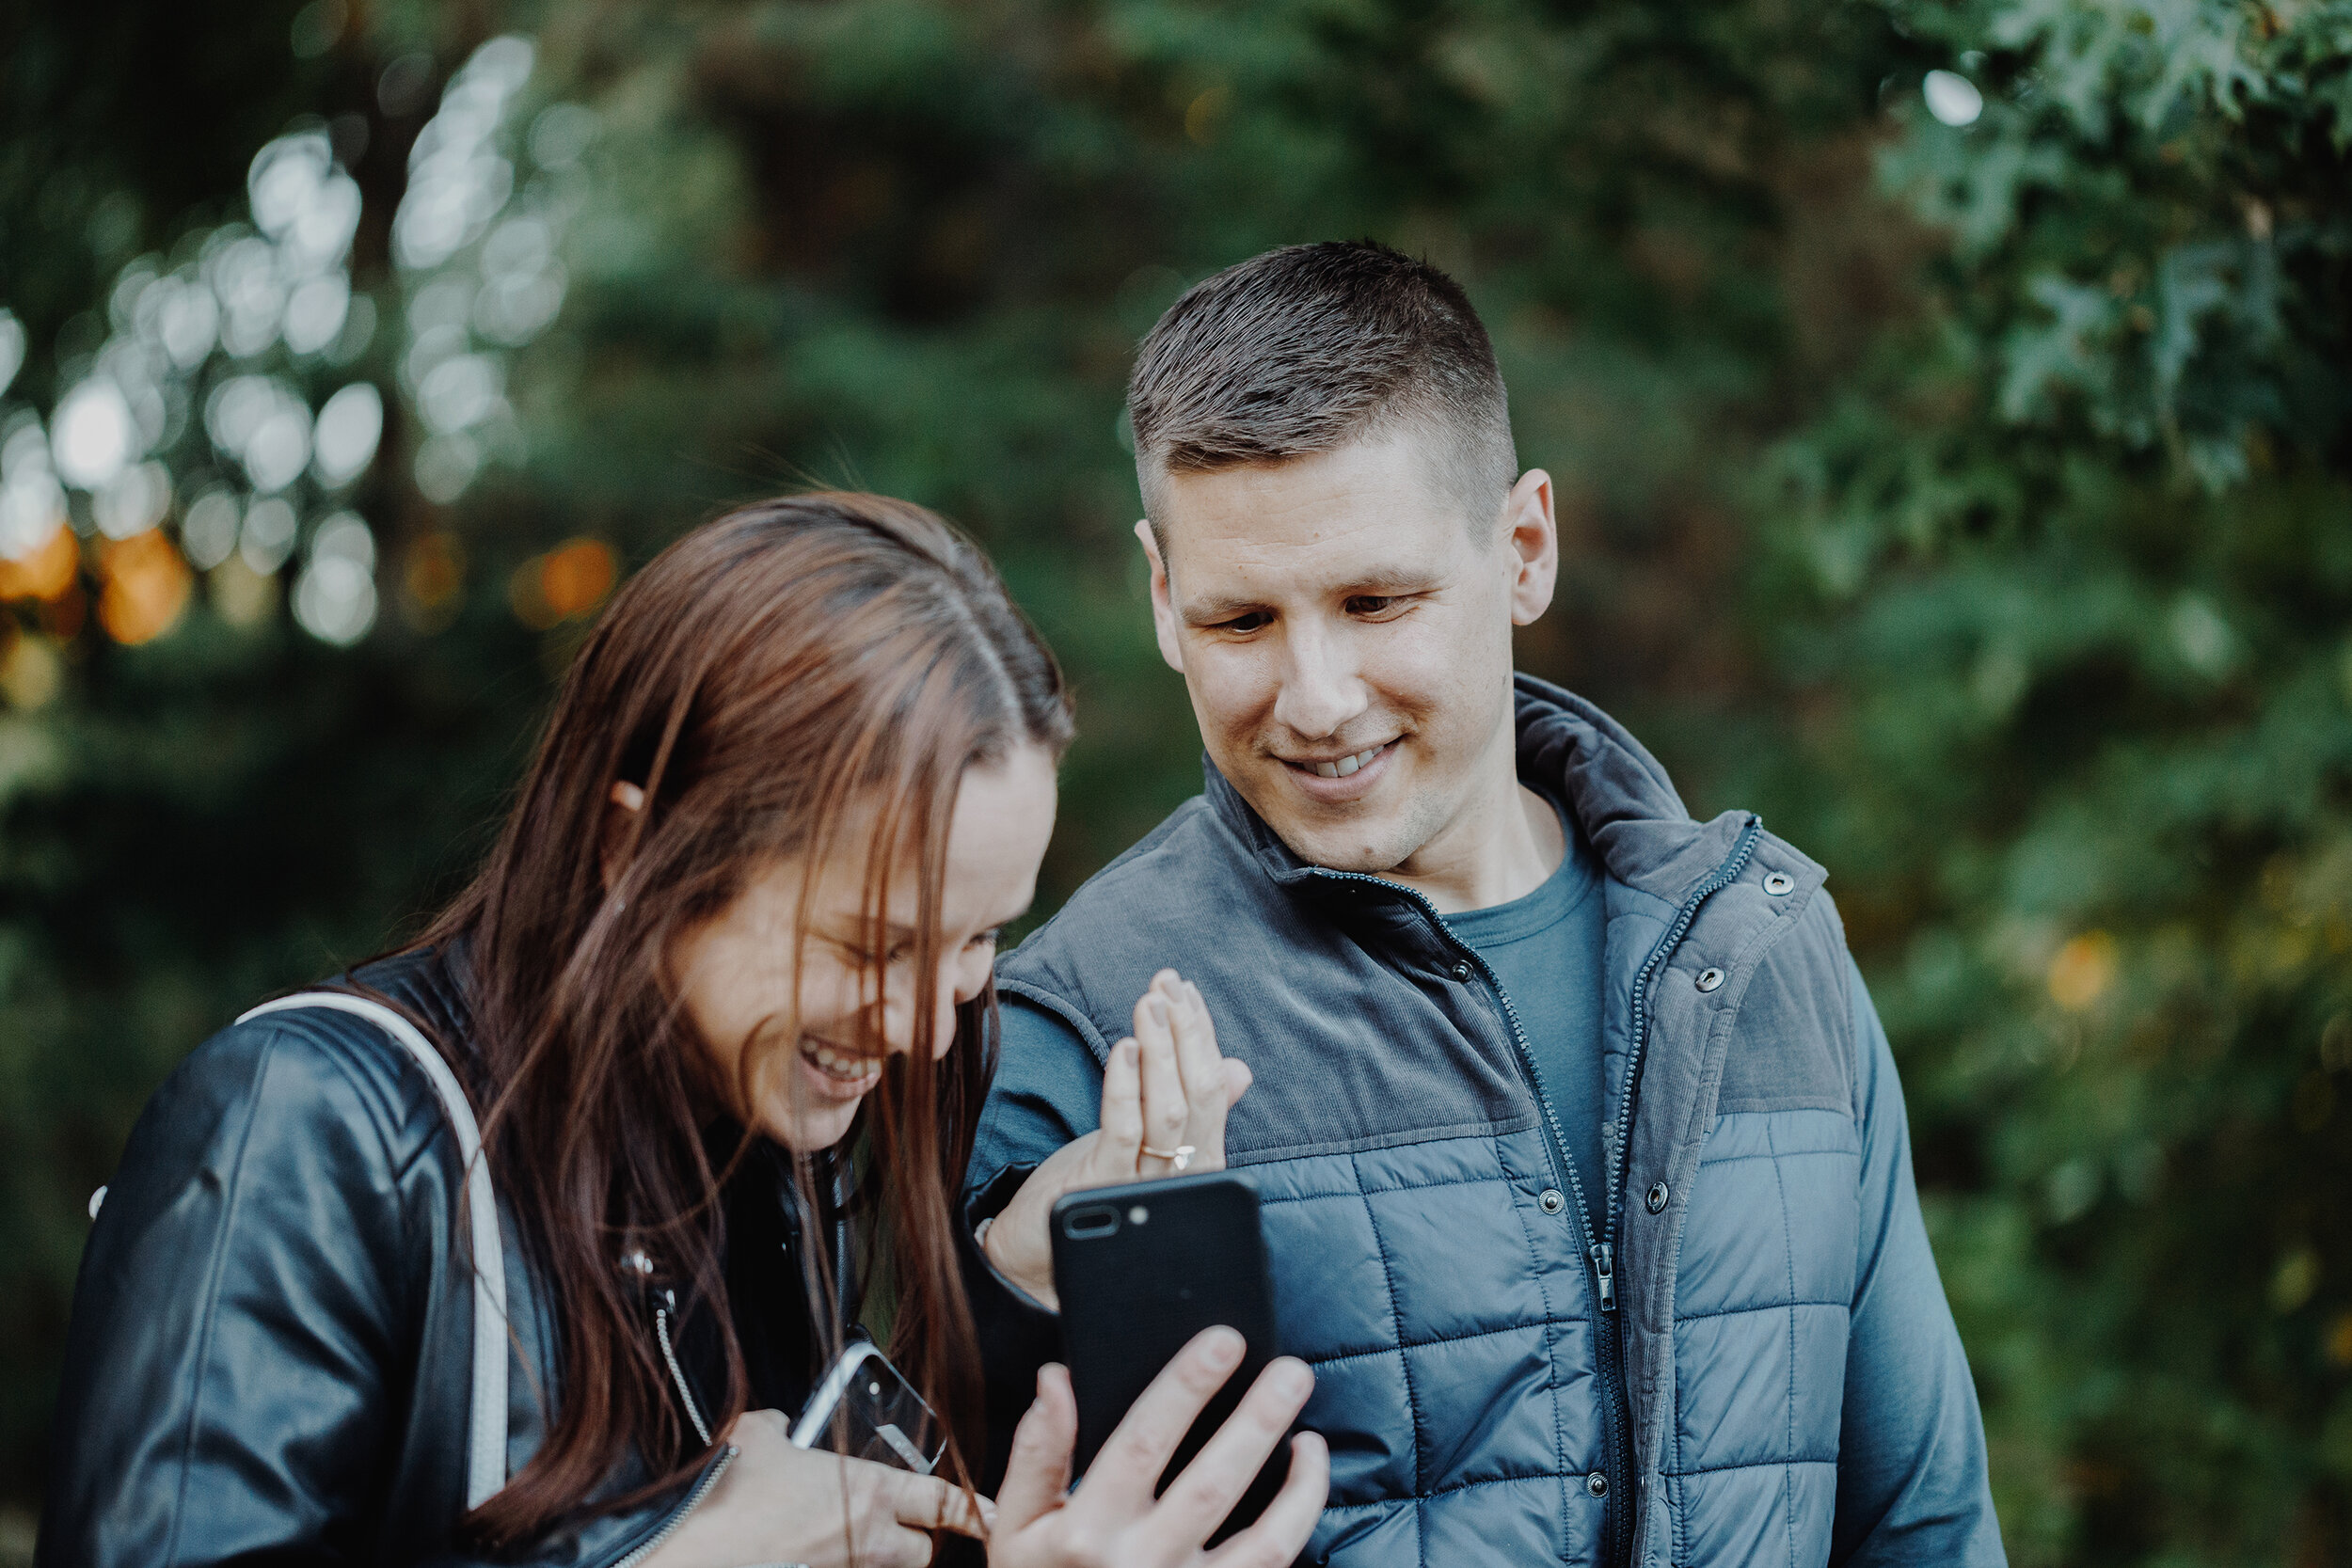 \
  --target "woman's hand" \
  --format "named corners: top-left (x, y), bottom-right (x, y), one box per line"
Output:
top-left (989, 1327), bottom-right (1329, 1568)
top-left (983, 971), bottom-right (1250, 1309)
top-left (643, 1408), bottom-right (987, 1568)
